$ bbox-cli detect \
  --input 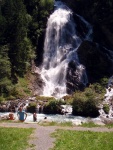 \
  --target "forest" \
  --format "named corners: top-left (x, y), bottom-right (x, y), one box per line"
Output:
top-left (0, 0), bottom-right (53, 100)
